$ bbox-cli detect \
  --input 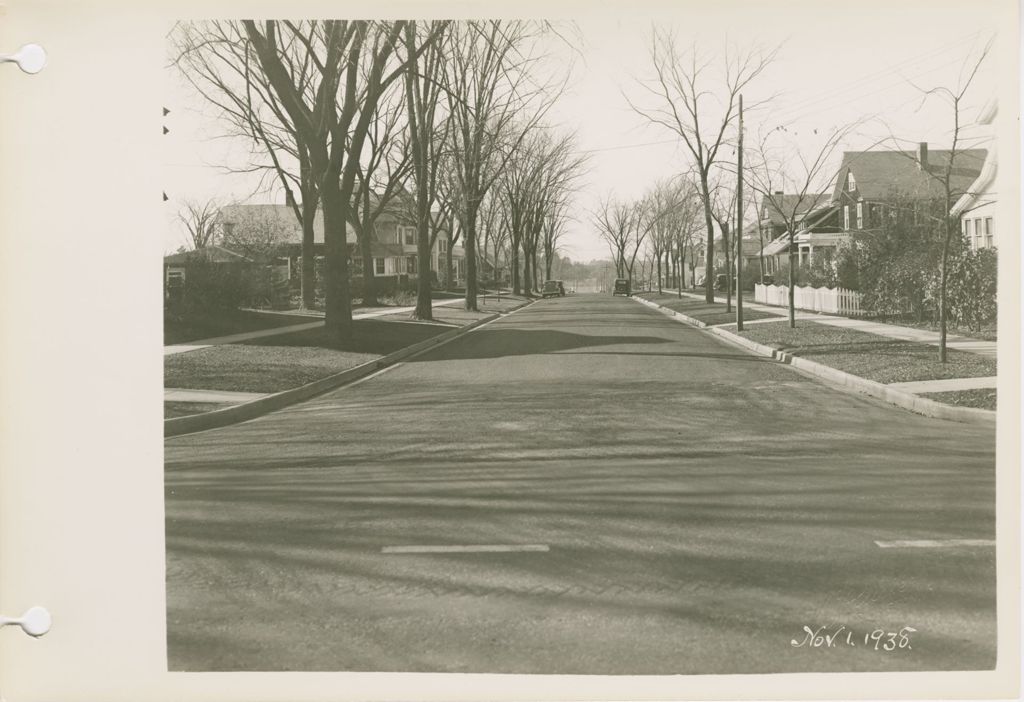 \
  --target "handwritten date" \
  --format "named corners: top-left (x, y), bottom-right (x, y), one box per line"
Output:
top-left (791, 625), bottom-right (916, 651)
